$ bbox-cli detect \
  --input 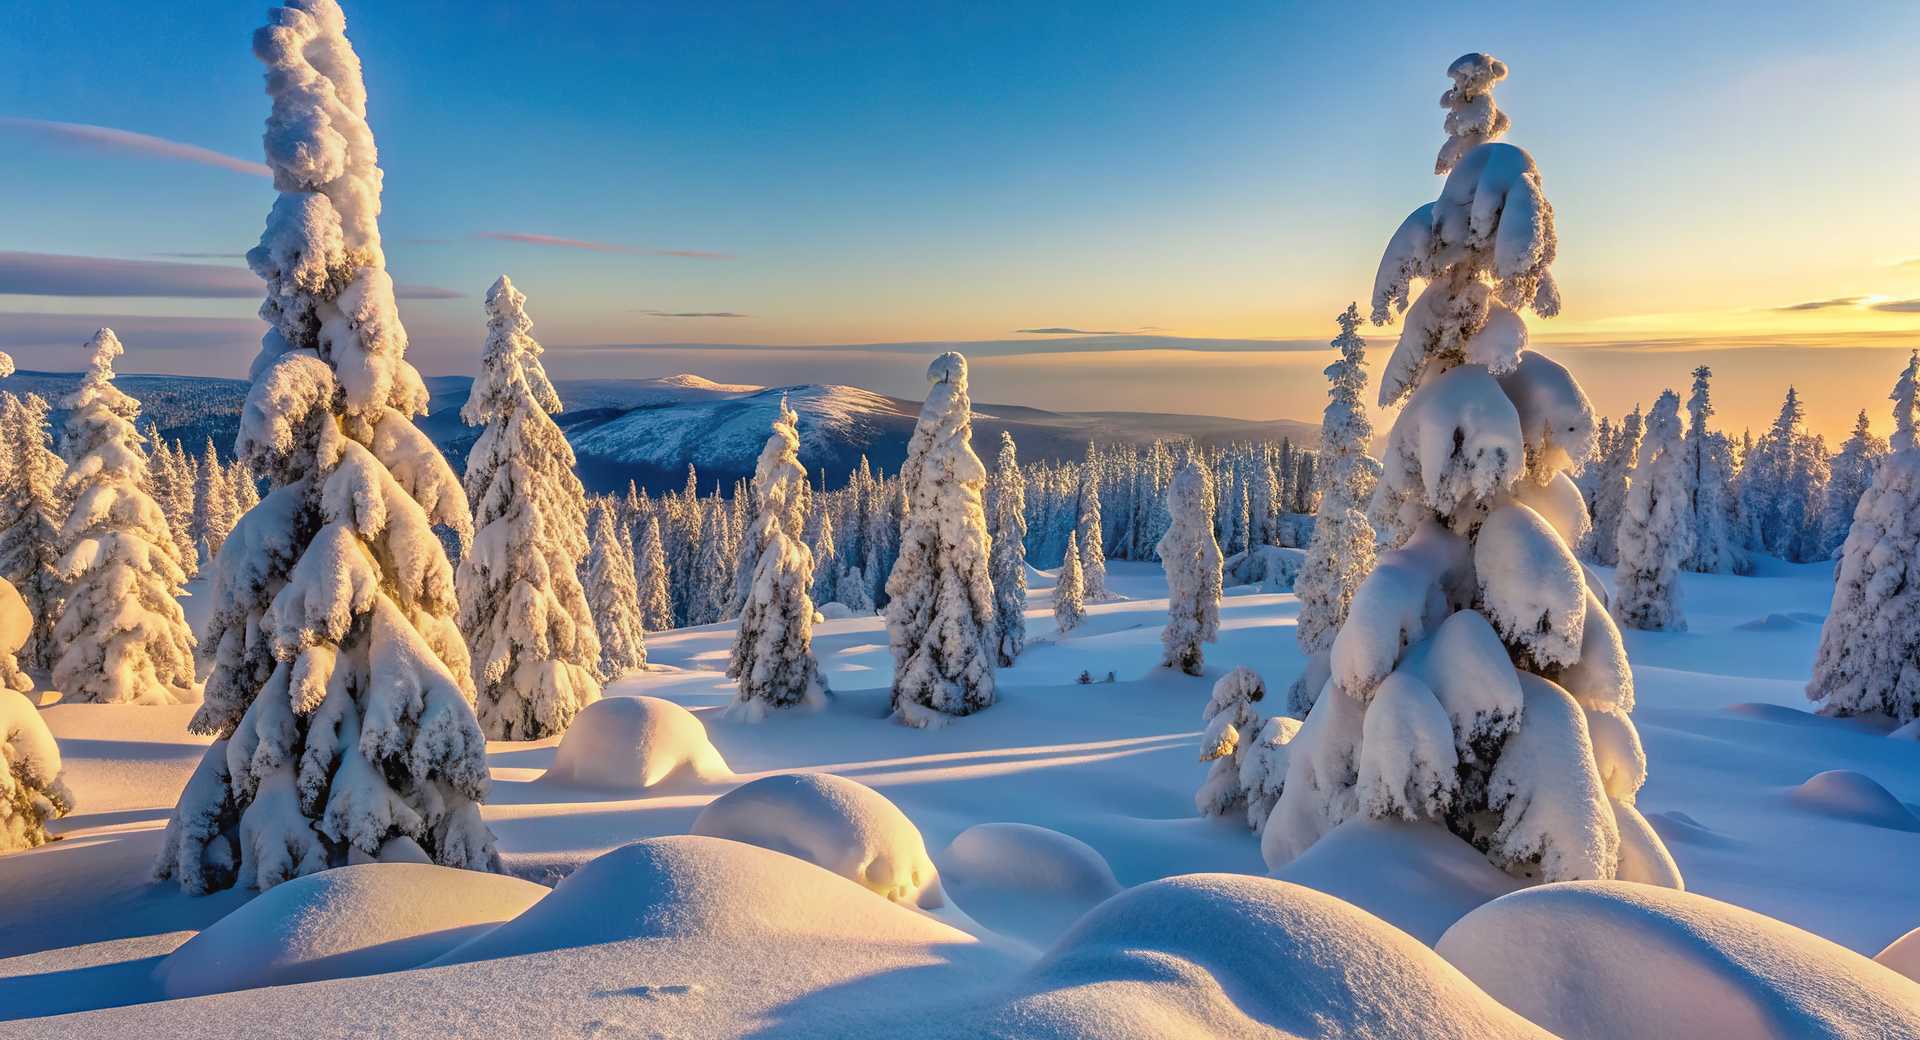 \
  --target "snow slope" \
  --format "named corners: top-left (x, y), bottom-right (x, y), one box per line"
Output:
top-left (2, 558), bottom-right (1917, 1034)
